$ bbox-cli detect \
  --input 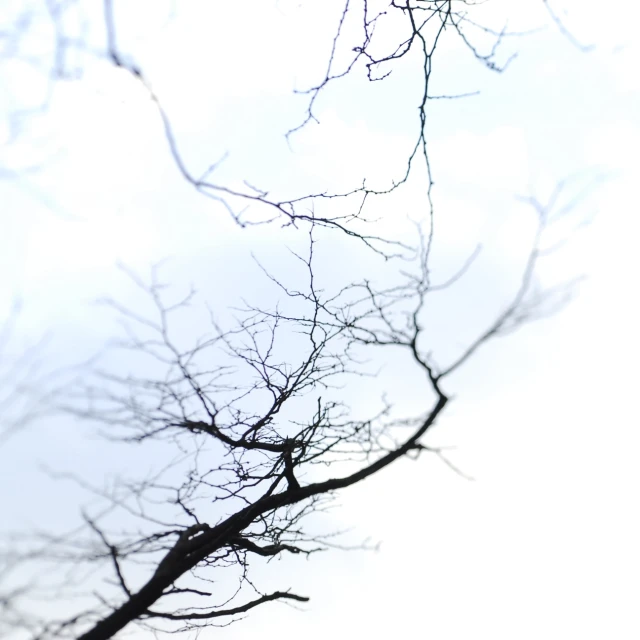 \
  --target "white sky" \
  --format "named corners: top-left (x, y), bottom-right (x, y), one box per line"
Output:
top-left (2, 0), bottom-right (640, 638)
